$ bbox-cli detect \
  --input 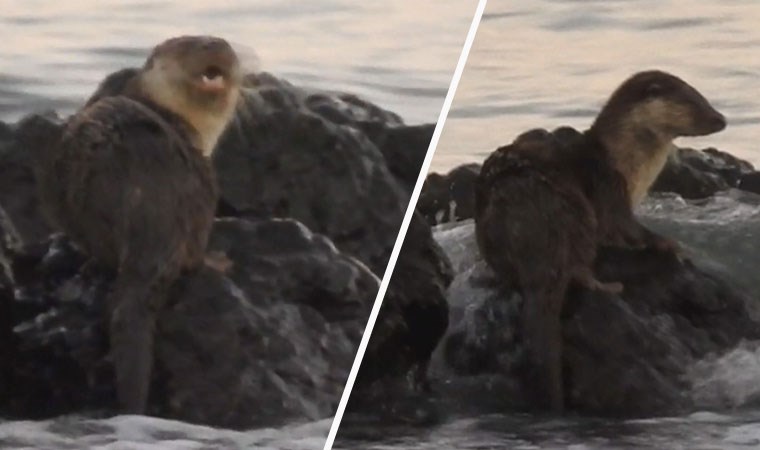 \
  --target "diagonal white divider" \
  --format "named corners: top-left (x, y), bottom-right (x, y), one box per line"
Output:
top-left (322, 1), bottom-right (489, 448)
